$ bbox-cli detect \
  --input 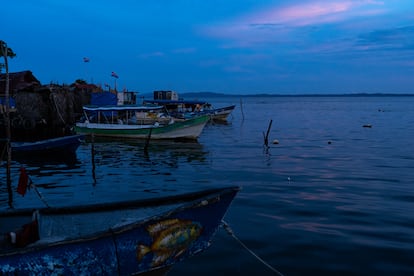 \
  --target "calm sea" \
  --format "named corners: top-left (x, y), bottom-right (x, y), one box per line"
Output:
top-left (1, 95), bottom-right (414, 275)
